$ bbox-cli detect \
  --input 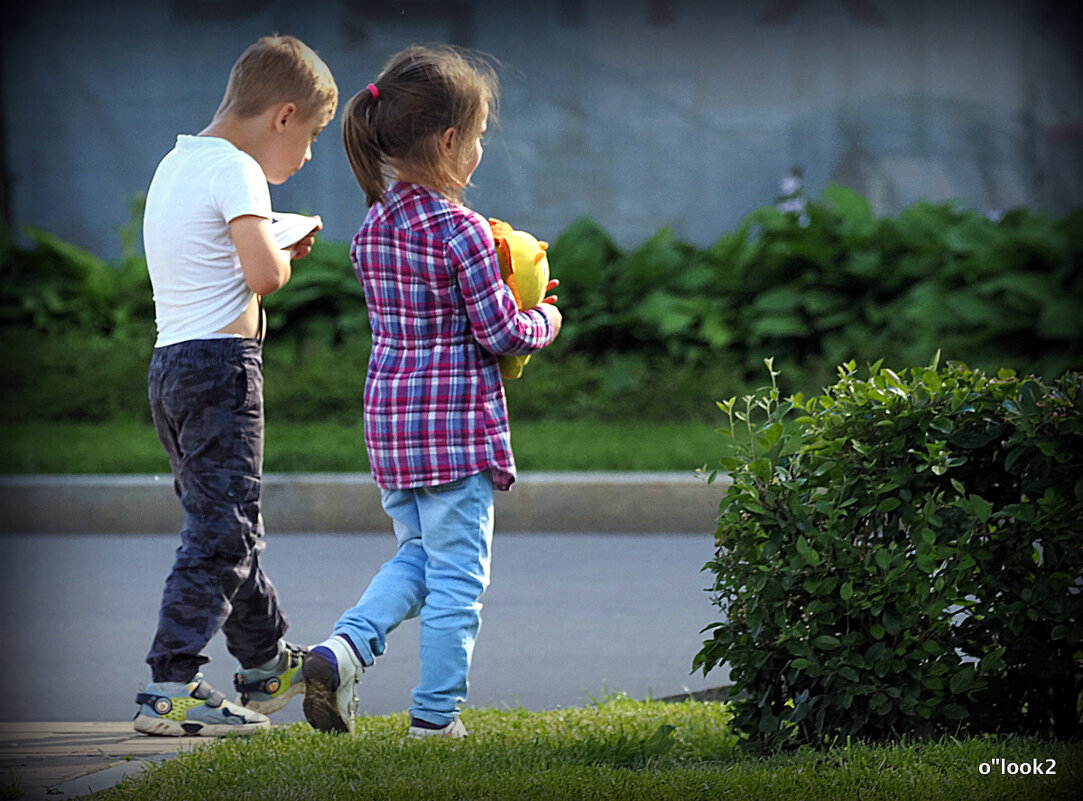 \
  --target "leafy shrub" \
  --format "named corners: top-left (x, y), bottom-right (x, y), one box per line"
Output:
top-left (0, 205), bottom-right (153, 336)
top-left (262, 336), bottom-right (368, 424)
top-left (730, 192), bottom-right (1083, 387)
top-left (549, 187), bottom-right (1083, 391)
top-left (502, 350), bottom-right (749, 423)
top-left (262, 236), bottom-right (368, 347)
top-left (0, 326), bottom-right (367, 425)
top-left (695, 357), bottom-right (1082, 750)
top-left (0, 328), bottom-right (156, 422)
top-left (550, 218), bottom-right (738, 368)
top-left (0, 198), bottom-right (364, 344)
